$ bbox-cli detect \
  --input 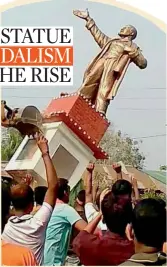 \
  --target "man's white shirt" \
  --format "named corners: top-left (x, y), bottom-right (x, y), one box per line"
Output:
top-left (2, 202), bottom-right (53, 265)
top-left (84, 202), bottom-right (107, 231)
